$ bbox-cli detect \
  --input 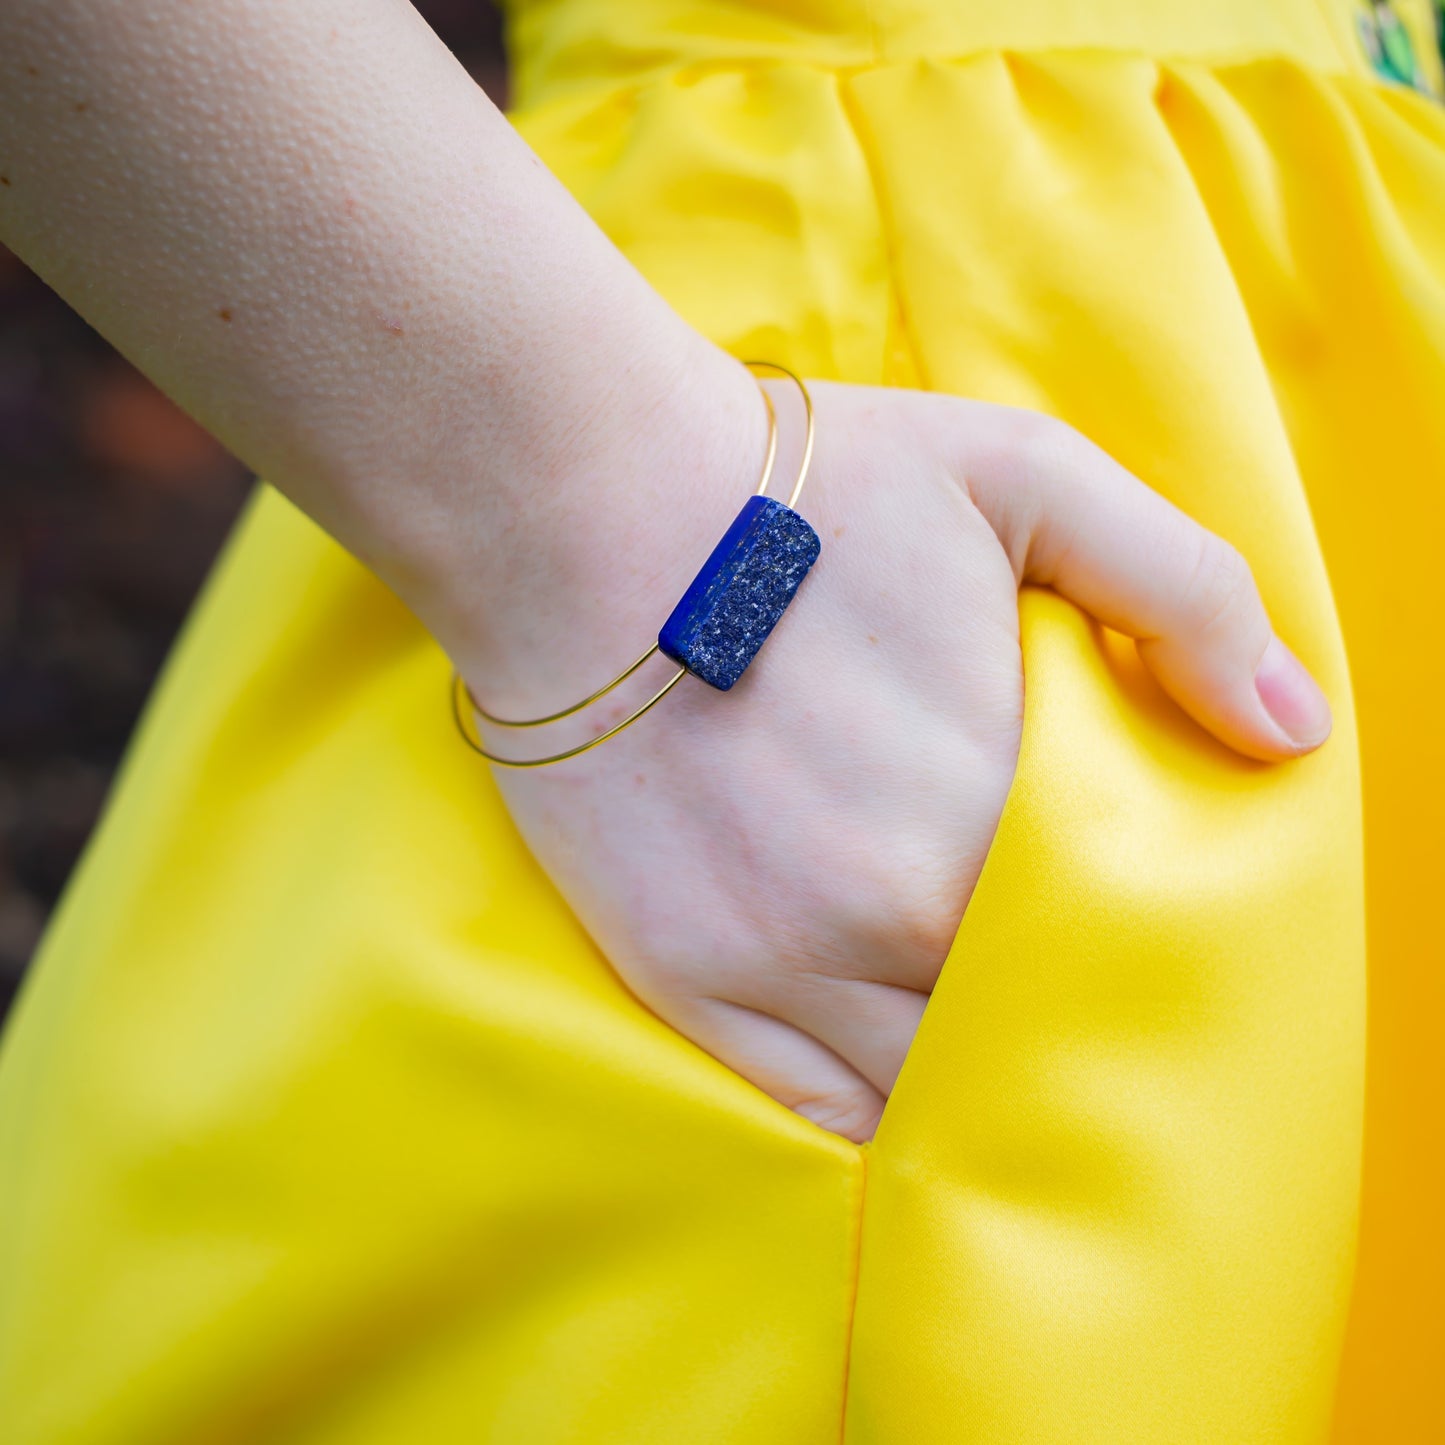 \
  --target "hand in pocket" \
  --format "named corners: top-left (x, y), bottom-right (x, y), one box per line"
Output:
top-left (478, 371), bottom-right (1332, 1142)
